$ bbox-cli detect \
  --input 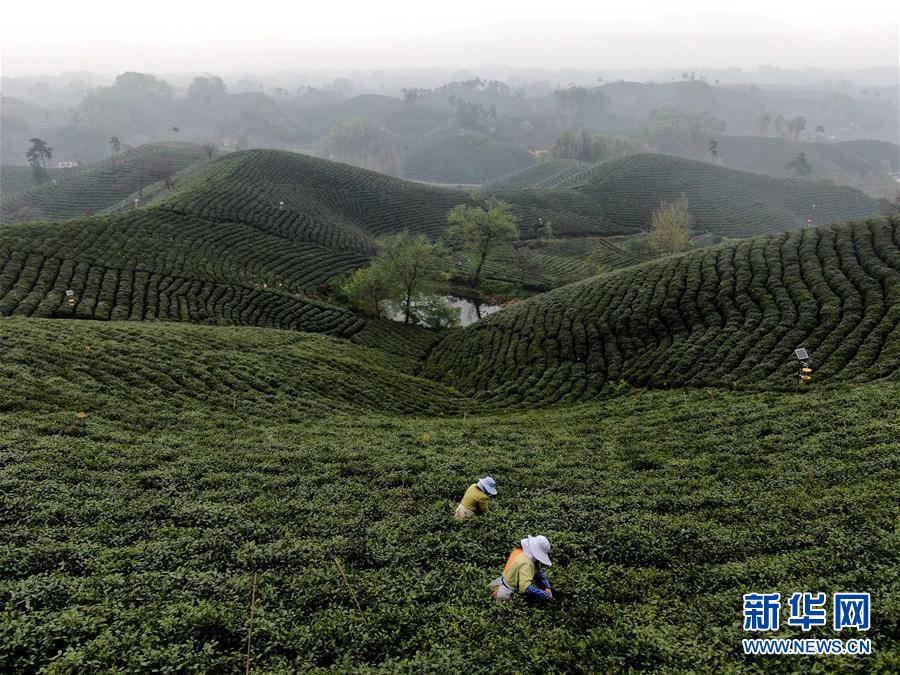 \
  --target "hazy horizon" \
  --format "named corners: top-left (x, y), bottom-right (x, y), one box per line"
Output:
top-left (2, 0), bottom-right (897, 77)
